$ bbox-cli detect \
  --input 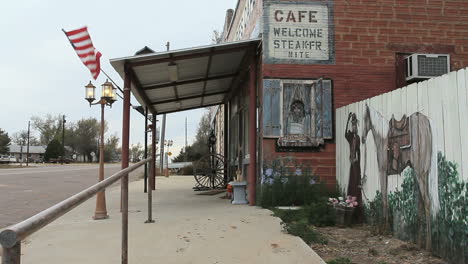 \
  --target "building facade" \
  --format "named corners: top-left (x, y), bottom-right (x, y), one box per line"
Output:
top-left (212, 0), bottom-right (468, 190)
top-left (8, 145), bottom-right (46, 163)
